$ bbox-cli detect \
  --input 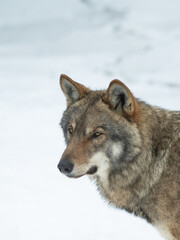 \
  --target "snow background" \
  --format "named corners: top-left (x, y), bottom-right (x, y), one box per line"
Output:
top-left (0, 0), bottom-right (180, 239)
